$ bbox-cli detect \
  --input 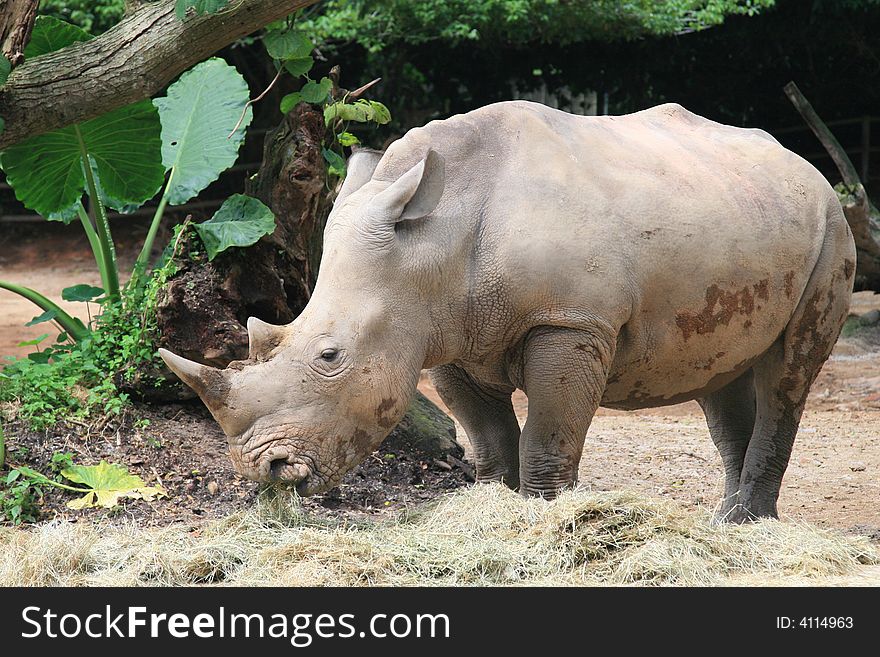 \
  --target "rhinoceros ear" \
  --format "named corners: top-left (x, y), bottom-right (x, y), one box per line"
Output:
top-left (335, 147), bottom-right (384, 207)
top-left (371, 149), bottom-right (445, 223)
